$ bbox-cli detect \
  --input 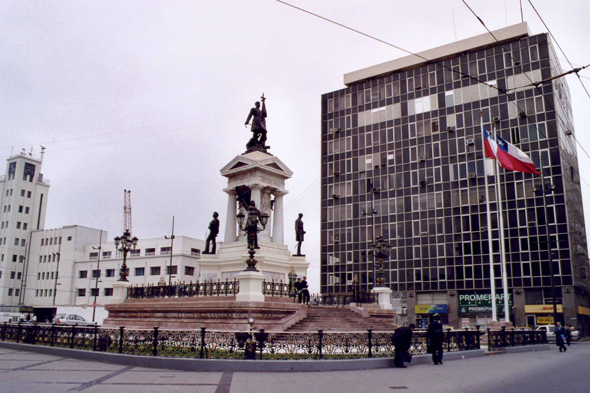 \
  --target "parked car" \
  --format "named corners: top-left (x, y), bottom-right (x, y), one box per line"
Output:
top-left (52, 313), bottom-right (97, 326)
top-left (534, 325), bottom-right (579, 341)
